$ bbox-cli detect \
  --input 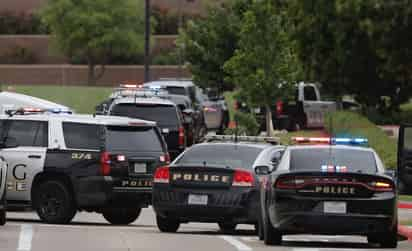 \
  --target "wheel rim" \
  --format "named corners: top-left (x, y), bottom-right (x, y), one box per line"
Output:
top-left (39, 187), bottom-right (64, 217)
